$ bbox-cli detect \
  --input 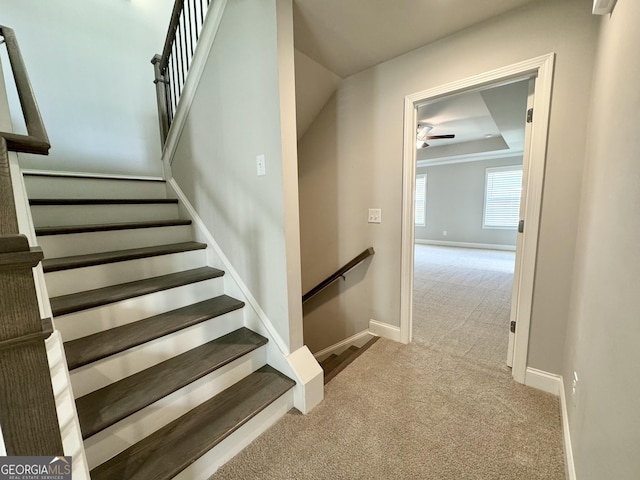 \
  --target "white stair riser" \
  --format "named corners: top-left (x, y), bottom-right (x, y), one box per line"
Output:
top-left (173, 389), bottom-right (294, 480)
top-left (31, 203), bottom-right (180, 228)
top-left (24, 176), bottom-right (168, 199)
top-left (83, 348), bottom-right (267, 469)
top-left (55, 278), bottom-right (224, 341)
top-left (69, 309), bottom-right (244, 397)
top-left (39, 224), bottom-right (193, 257)
top-left (45, 249), bottom-right (207, 297)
